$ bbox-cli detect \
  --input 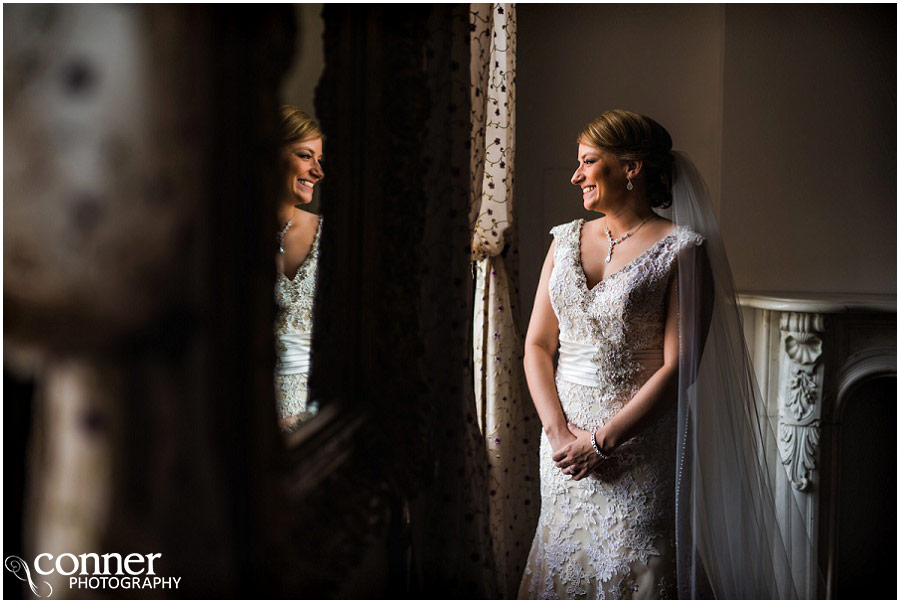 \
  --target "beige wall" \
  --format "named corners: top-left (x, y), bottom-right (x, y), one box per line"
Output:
top-left (721, 4), bottom-right (895, 294)
top-left (516, 4), bottom-right (896, 325)
top-left (279, 4), bottom-right (325, 212)
top-left (280, 4), bottom-right (325, 119)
